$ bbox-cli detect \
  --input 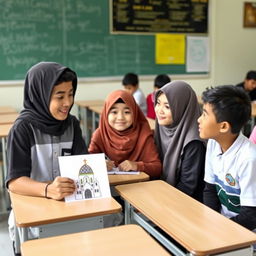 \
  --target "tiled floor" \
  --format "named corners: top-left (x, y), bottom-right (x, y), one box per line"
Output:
top-left (0, 213), bottom-right (13, 256)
